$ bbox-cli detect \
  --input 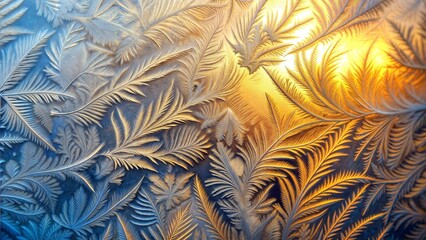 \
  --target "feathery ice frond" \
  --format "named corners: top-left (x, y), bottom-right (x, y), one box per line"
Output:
top-left (0, 0), bottom-right (29, 46)
top-left (320, 184), bottom-right (370, 239)
top-left (180, 16), bottom-right (225, 99)
top-left (288, 0), bottom-right (391, 55)
top-left (103, 84), bottom-right (197, 171)
top-left (371, 149), bottom-right (426, 221)
top-left (149, 172), bottom-right (193, 210)
top-left (51, 47), bottom-right (189, 126)
top-left (116, 0), bottom-right (219, 63)
top-left (265, 42), bottom-right (372, 122)
top-left (194, 176), bottom-right (239, 240)
top-left (0, 125), bottom-right (102, 210)
top-left (206, 139), bottom-right (284, 238)
top-left (277, 120), bottom-right (363, 239)
top-left (387, 18), bottom-right (426, 70)
top-left (160, 126), bottom-right (211, 169)
top-left (73, 0), bottom-right (123, 45)
top-left (340, 212), bottom-right (385, 240)
top-left (238, 125), bottom-right (295, 198)
top-left (131, 186), bottom-right (196, 240)
top-left (53, 176), bottom-right (142, 236)
top-left (35, 0), bottom-right (90, 27)
top-left (44, 23), bottom-right (113, 90)
top-left (0, 133), bottom-right (25, 151)
top-left (0, 29), bottom-right (51, 92)
top-left (354, 111), bottom-right (425, 171)
top-left (0, 31), bottom-right (73, 149)
top-left (18, 215), bottom-right (73, 240)
top-left (230, 0), bottom-right (311, 72)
